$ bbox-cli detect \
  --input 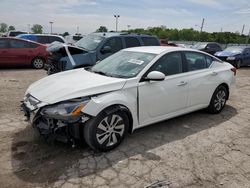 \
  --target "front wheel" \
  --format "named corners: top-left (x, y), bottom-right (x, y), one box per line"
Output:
top-left (84, 110), bottom-right (129, 152)
top-left (32, 57), bottom-right (44, 69)
top-left (207, 85), bottom-right (228, 114)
